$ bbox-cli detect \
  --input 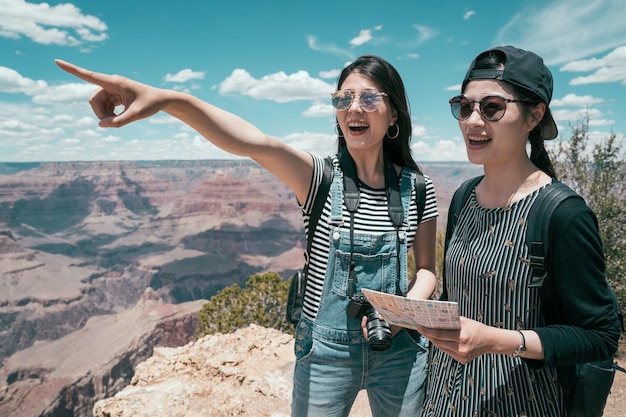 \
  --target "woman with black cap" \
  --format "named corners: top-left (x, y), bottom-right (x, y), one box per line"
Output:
top-left (416, 46), bottom-right (621, 416)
